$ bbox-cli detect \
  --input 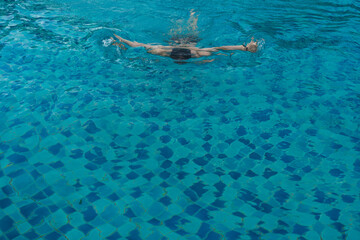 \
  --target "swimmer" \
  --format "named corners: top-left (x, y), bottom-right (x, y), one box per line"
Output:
top-left (111, 11), bottom-right (259, 61)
